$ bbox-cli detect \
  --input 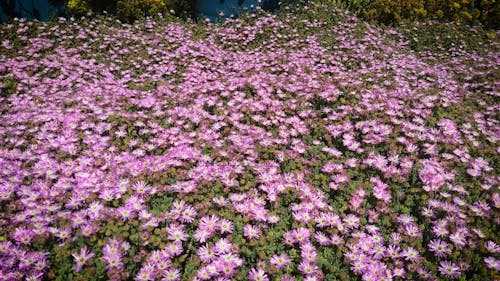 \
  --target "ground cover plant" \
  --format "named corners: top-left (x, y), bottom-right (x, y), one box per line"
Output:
top-left (0, 3), bottom-right (499, 280)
